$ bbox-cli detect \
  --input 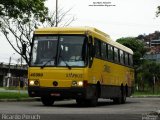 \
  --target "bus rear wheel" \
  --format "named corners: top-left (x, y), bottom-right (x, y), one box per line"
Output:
top-left (41, 96), bottom-right (54, 106)
top-left (113, 87), bottom-right (126, 104)
top-left (121, 89), bottom-right (126, 104)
